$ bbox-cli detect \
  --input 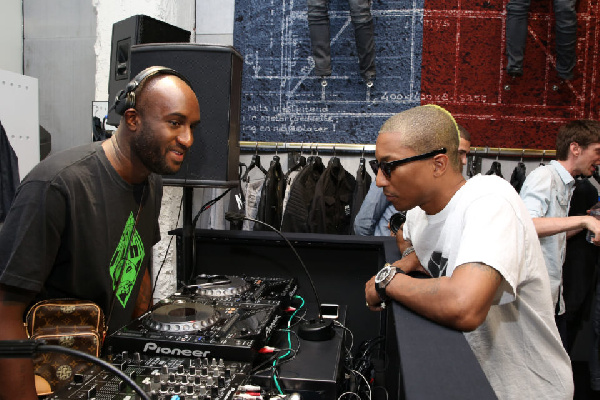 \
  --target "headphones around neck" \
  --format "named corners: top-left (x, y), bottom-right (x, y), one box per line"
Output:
top-left (110, 66), bottom-right (193, 116)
